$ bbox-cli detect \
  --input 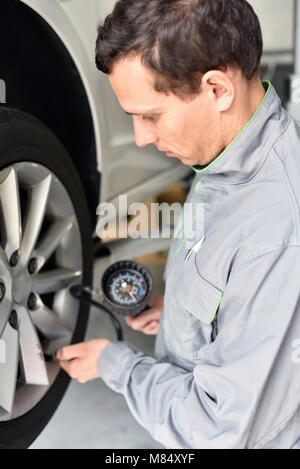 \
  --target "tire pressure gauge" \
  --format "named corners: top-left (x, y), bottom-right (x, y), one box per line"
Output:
top-left (70, 260), bottom-right (153, 341)
top-left (101, 260), bottom-right (153, 317)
